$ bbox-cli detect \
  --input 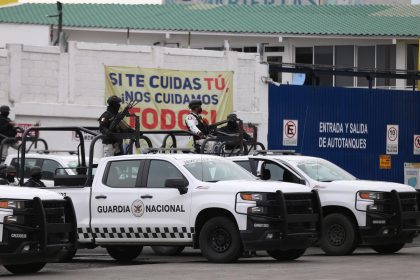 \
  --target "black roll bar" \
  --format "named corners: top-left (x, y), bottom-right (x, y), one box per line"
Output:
top-left (0, 133), bottom-right (49, 162)
top-left (87, 131), bottom-right (151, 186)
top-left (19, 126), bottom-right (99, 186)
